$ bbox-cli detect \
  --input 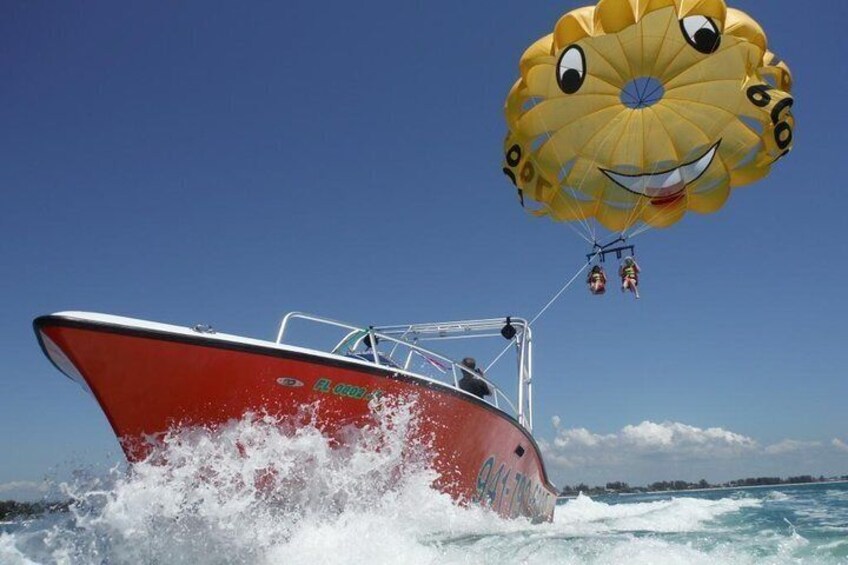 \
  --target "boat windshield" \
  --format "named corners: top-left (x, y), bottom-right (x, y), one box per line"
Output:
top-left (344, 351), bottom-right (401, 368)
